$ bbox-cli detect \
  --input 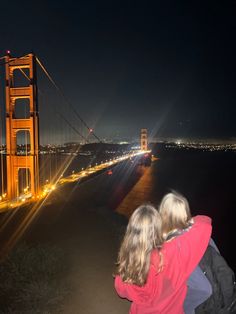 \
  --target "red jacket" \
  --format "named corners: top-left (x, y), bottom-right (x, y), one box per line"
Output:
top-left (114, 215), bottom-right (212, 314)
